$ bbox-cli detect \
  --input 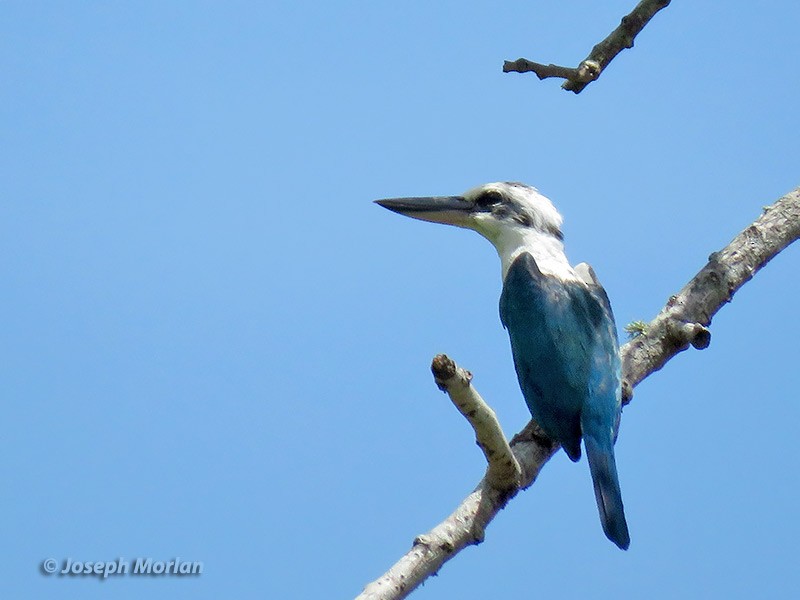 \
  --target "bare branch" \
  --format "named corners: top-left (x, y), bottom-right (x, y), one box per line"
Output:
top-left (357, 186), bottom-right (800, 599)
top-left (430, 354), bottom-right (521, 489)
top-left (355, 420), bottom-right (558, 600)
top-left (621, 186), bottom-right (800, 397)
top-left (501, 60), bottom-right (595, 83)
top-left (504, 0), bottom-right (671, 94)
